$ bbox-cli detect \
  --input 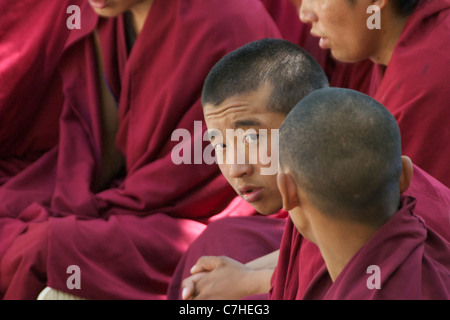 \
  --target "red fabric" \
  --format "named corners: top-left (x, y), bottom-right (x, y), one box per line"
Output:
top-left (302, 196), bottom-right (450, 300)
top-left (0, 0), bottom-right (73, 184)
top-left (164, 0), bottom-right (373, 300)
top-left (268, 219), bottom-right (323, 300)
top-left (370, 0), bottom-right (450, 186)
top-left (270, 165), bottom-right (450, 299)
top-left (0, 0), bottom-right (282, 299)
top-left (167, 197), bottom-right (287, 300)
